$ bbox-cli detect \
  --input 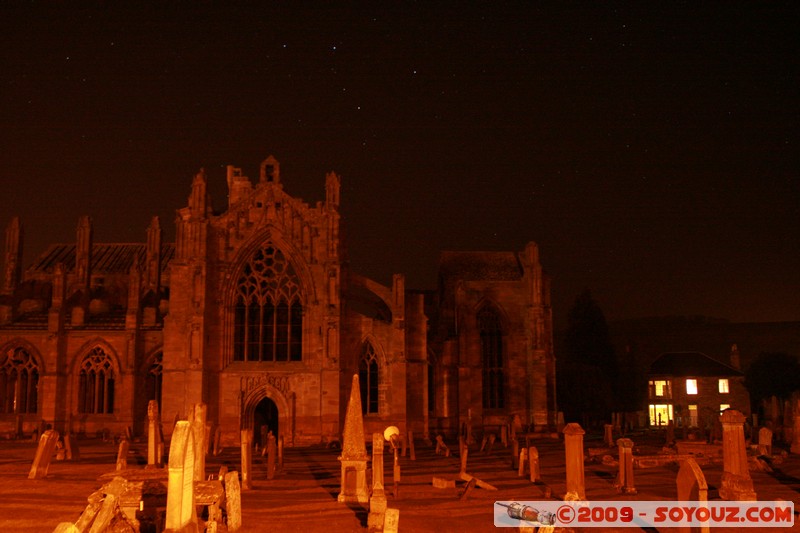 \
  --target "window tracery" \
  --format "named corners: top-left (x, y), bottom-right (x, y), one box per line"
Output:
top-left (0, 347), bottom-right (38, 414)
top-left (78, 347), bottom-right (115, 414)
top-left (479, 306), bottom-right (505, 409)
top-left (359, 342), bottom-right (379, 415)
